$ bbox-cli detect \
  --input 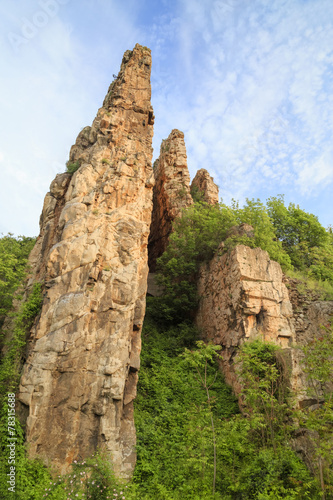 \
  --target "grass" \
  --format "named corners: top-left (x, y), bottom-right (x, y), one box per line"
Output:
top-left (285, 269), bottom-right (333, 300)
